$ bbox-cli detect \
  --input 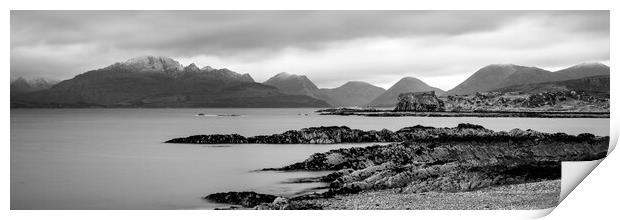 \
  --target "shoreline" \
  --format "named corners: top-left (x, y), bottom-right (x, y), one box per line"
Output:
top-left (303, 179), bottom-right (560, 210)
top-left (210, 180), bottom-right (560, 210)
top-left (317, 109), bottom-right (610, 118)
top-left (200, 124), bottom-right (607, 210)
